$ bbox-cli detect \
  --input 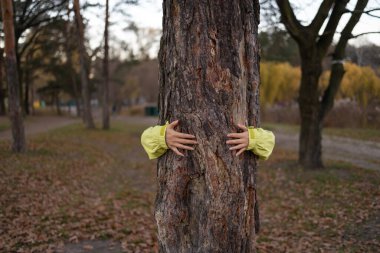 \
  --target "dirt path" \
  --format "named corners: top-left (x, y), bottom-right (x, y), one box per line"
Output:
top-left (117, 116), bottom-right (380, 171)
top-left (0, 116), bottom-right (80, 140)
top-left (275, 131), bottom-right (380, 171)
top-left (1, 115), bottom-right (378, 171)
